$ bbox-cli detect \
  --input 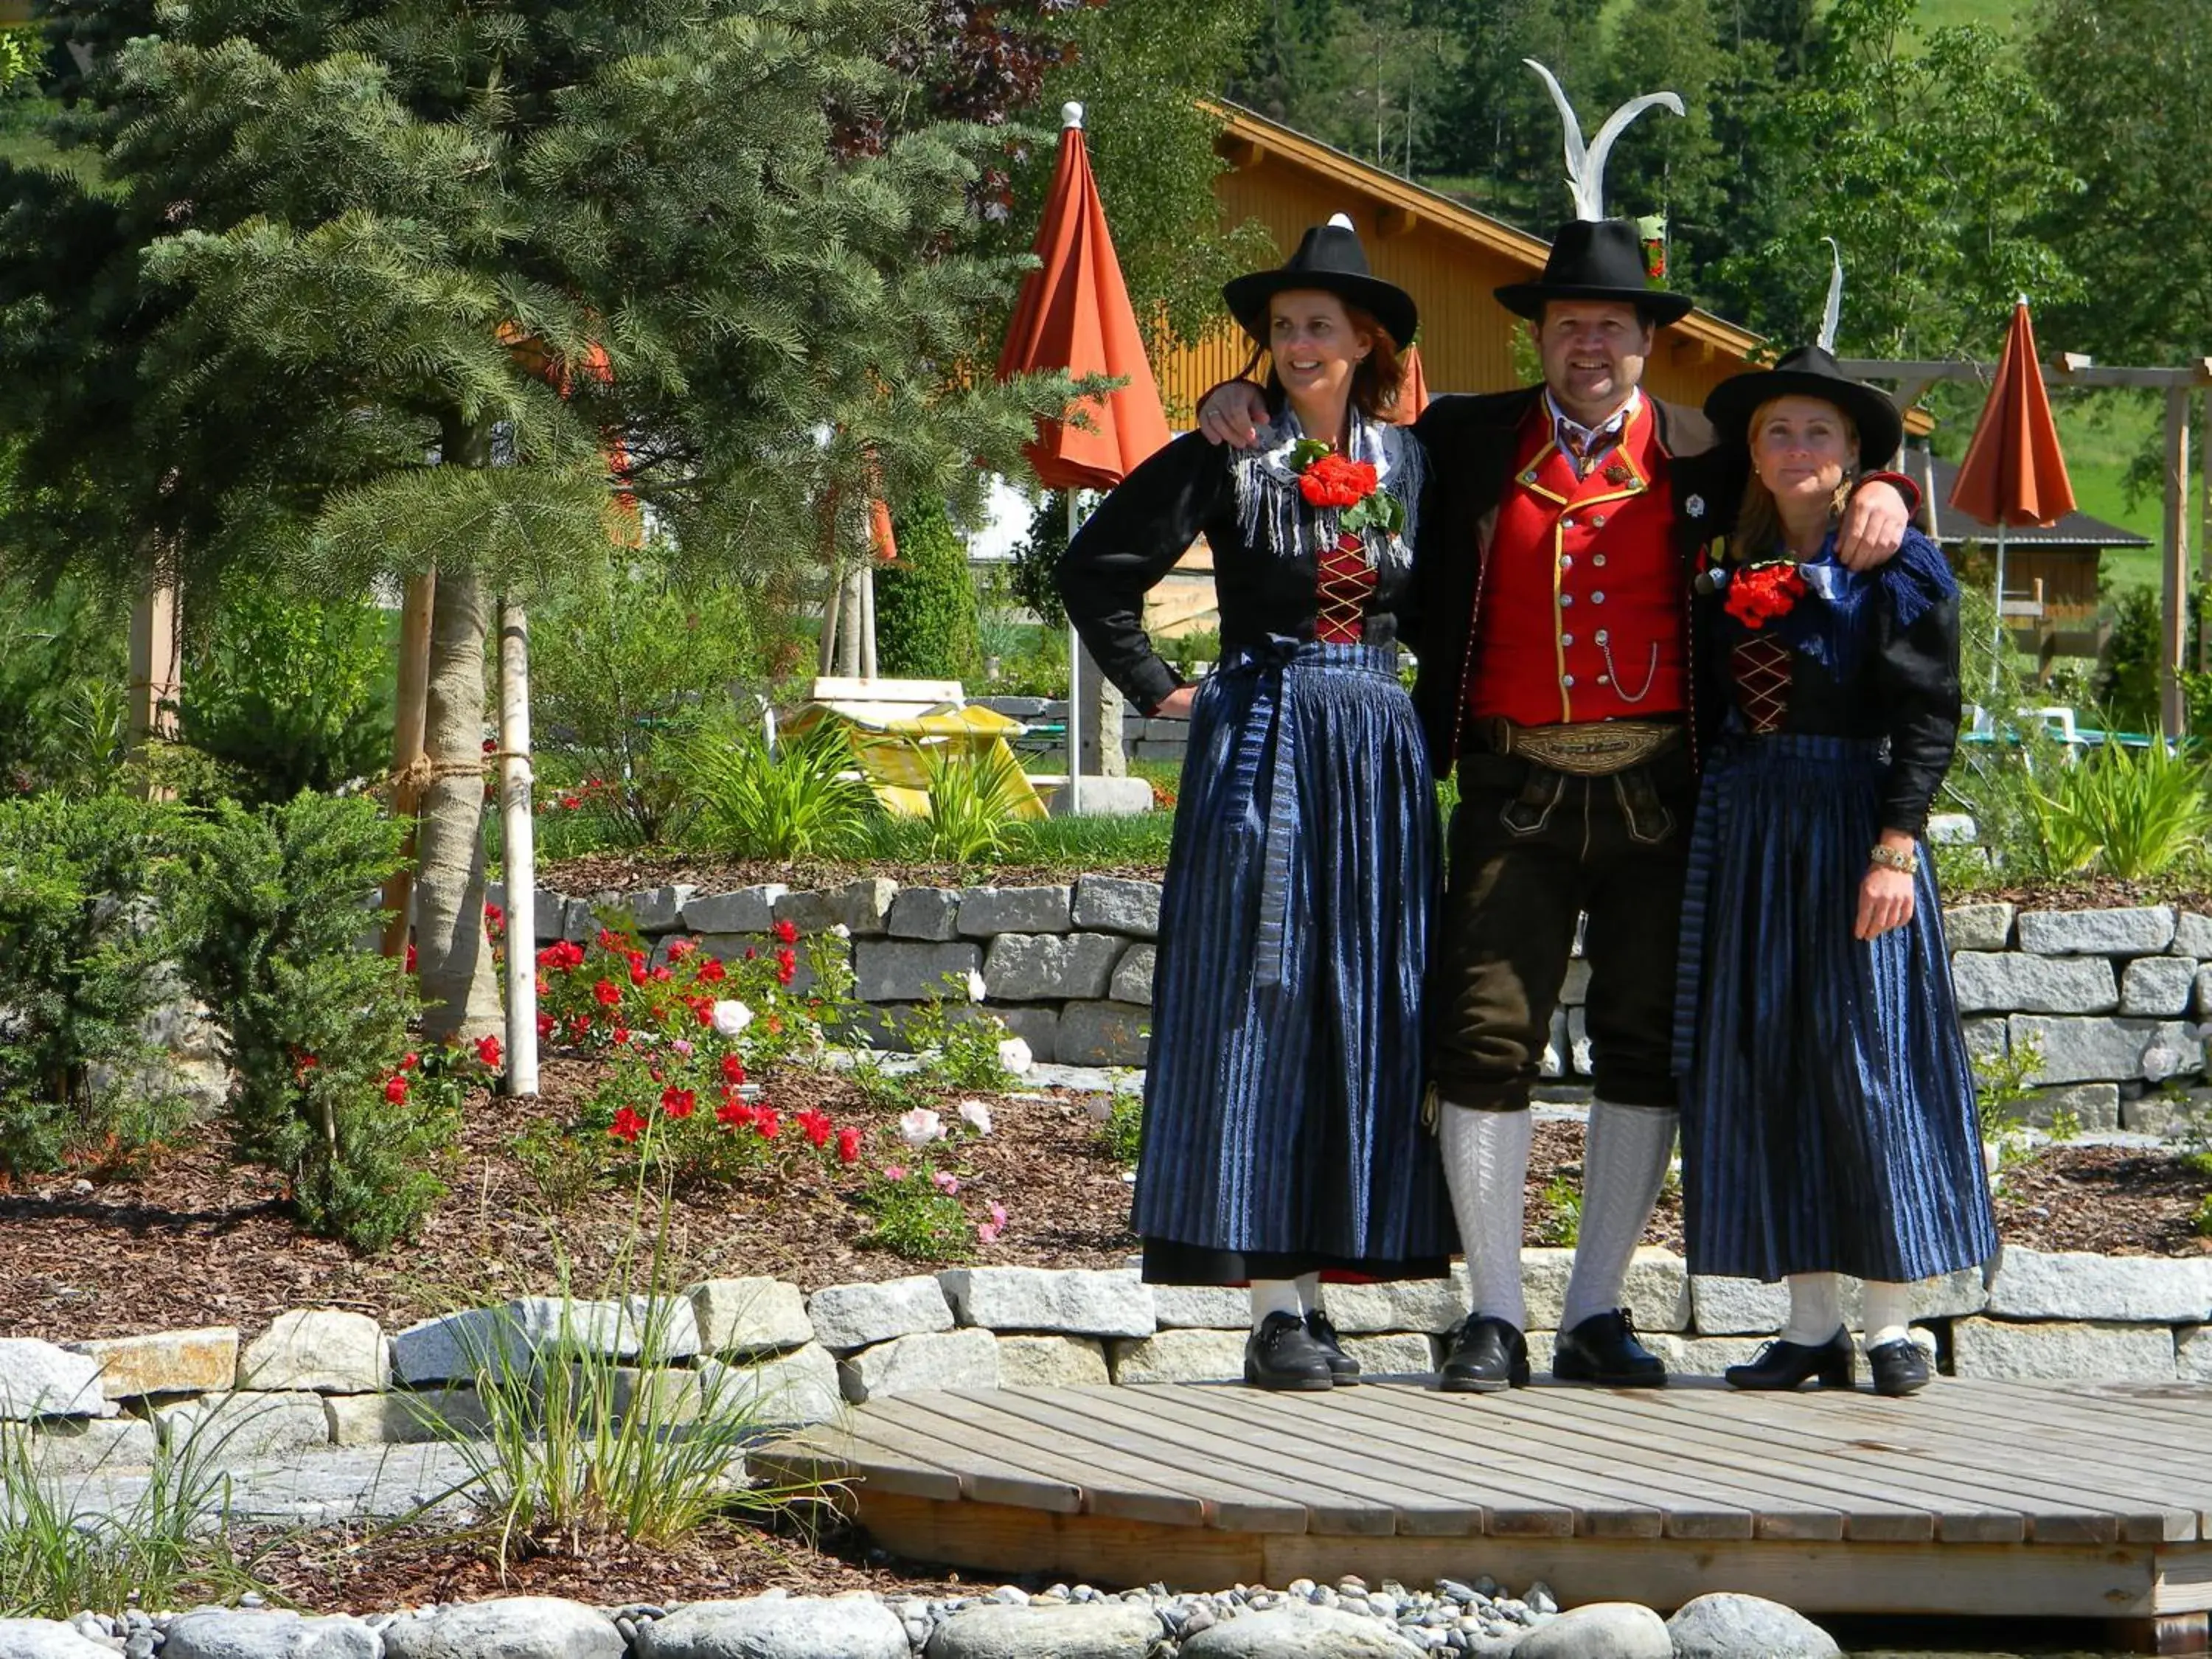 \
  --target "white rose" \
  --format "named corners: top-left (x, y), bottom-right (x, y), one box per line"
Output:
top-left (711, 1000), bottom-right (754, 1038)
top-left (898, 1107), bottom-right (946, 1148)
top-left (832, 923), bottom-right (851, 939)
top-left (998, 1036), bottom-right (1034, 1077)
top-left (965, 969), bottom-right (987, 1001)
top-left (956, 1099), bottom-right (994, 1135)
